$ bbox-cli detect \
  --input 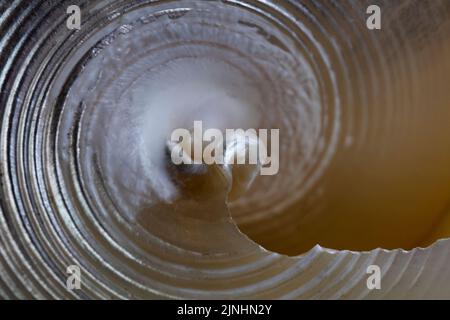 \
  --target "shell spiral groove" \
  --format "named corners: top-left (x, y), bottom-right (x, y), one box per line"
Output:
top-left (1, 0), bottom-right (450, 299)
